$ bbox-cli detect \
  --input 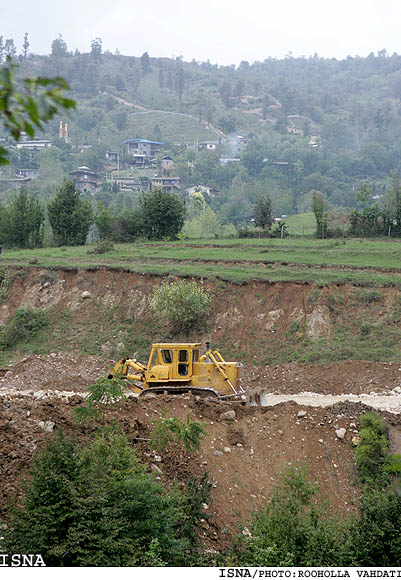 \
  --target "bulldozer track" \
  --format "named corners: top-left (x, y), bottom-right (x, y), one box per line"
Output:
top-left (139, 385), bottom-right (220, 398)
